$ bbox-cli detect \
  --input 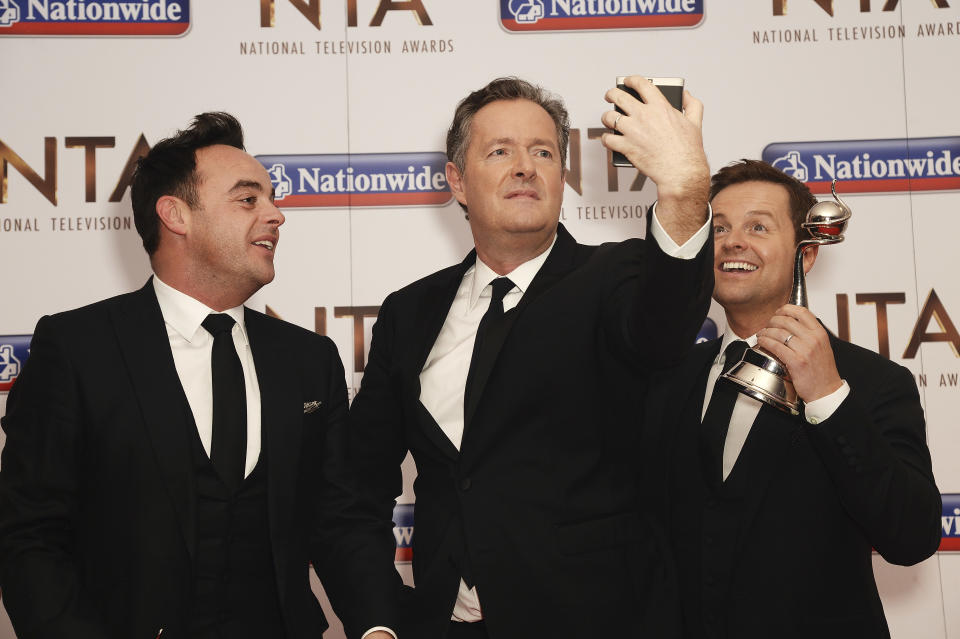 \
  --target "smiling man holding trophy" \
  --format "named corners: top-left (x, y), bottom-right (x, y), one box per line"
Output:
top-left (644, 159), bottom-right (942, 639)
